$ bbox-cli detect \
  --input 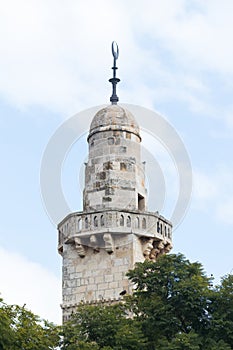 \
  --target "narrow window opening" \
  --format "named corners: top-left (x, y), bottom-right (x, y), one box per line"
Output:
top-left (77, 219), bottom-right (82, 231)
top-left (142, 218), bottom-right (146, 229)
top-left (120, 215), bottom-right (124, 226)
top-left (94, 216), bottom-right (98, 227)
top-left (100, 215), bottom-right (105, 226)
top-left (59, 230), bottom-right (62, 245)
top-left (138, 194), bottom-right (145, 211)
top-left (120, 162), bottom-right (127, 171)
top-left (136, 217), bottom-right (140, 228)
top-left (85, 217), bottom-right (88, 229)
top-left (168, 228), bottom-right (171, 239)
